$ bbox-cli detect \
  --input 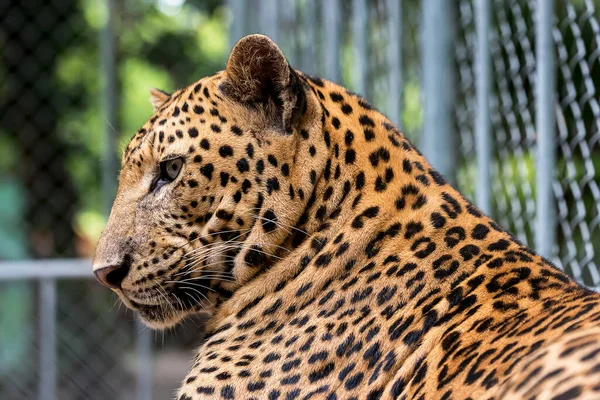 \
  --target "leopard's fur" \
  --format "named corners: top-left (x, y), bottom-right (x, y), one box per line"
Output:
top-left (94, 35), bottom-right (600, 399)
